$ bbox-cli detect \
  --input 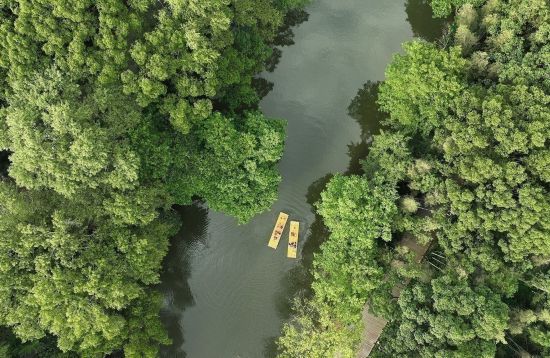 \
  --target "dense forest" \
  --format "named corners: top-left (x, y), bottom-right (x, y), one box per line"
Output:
top-left (0, 0), bottom-right (548, 357)
top-left (0, 0), bottom-right (308, 356)
top-left (278, 0), bottom-right (549, 357)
